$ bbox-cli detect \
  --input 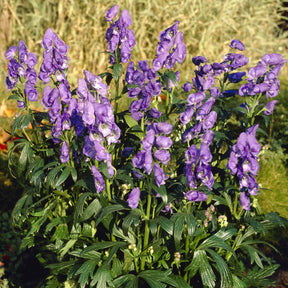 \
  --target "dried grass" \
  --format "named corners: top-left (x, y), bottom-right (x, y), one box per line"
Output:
top-left (1, 0), bottom-right (288, 85)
